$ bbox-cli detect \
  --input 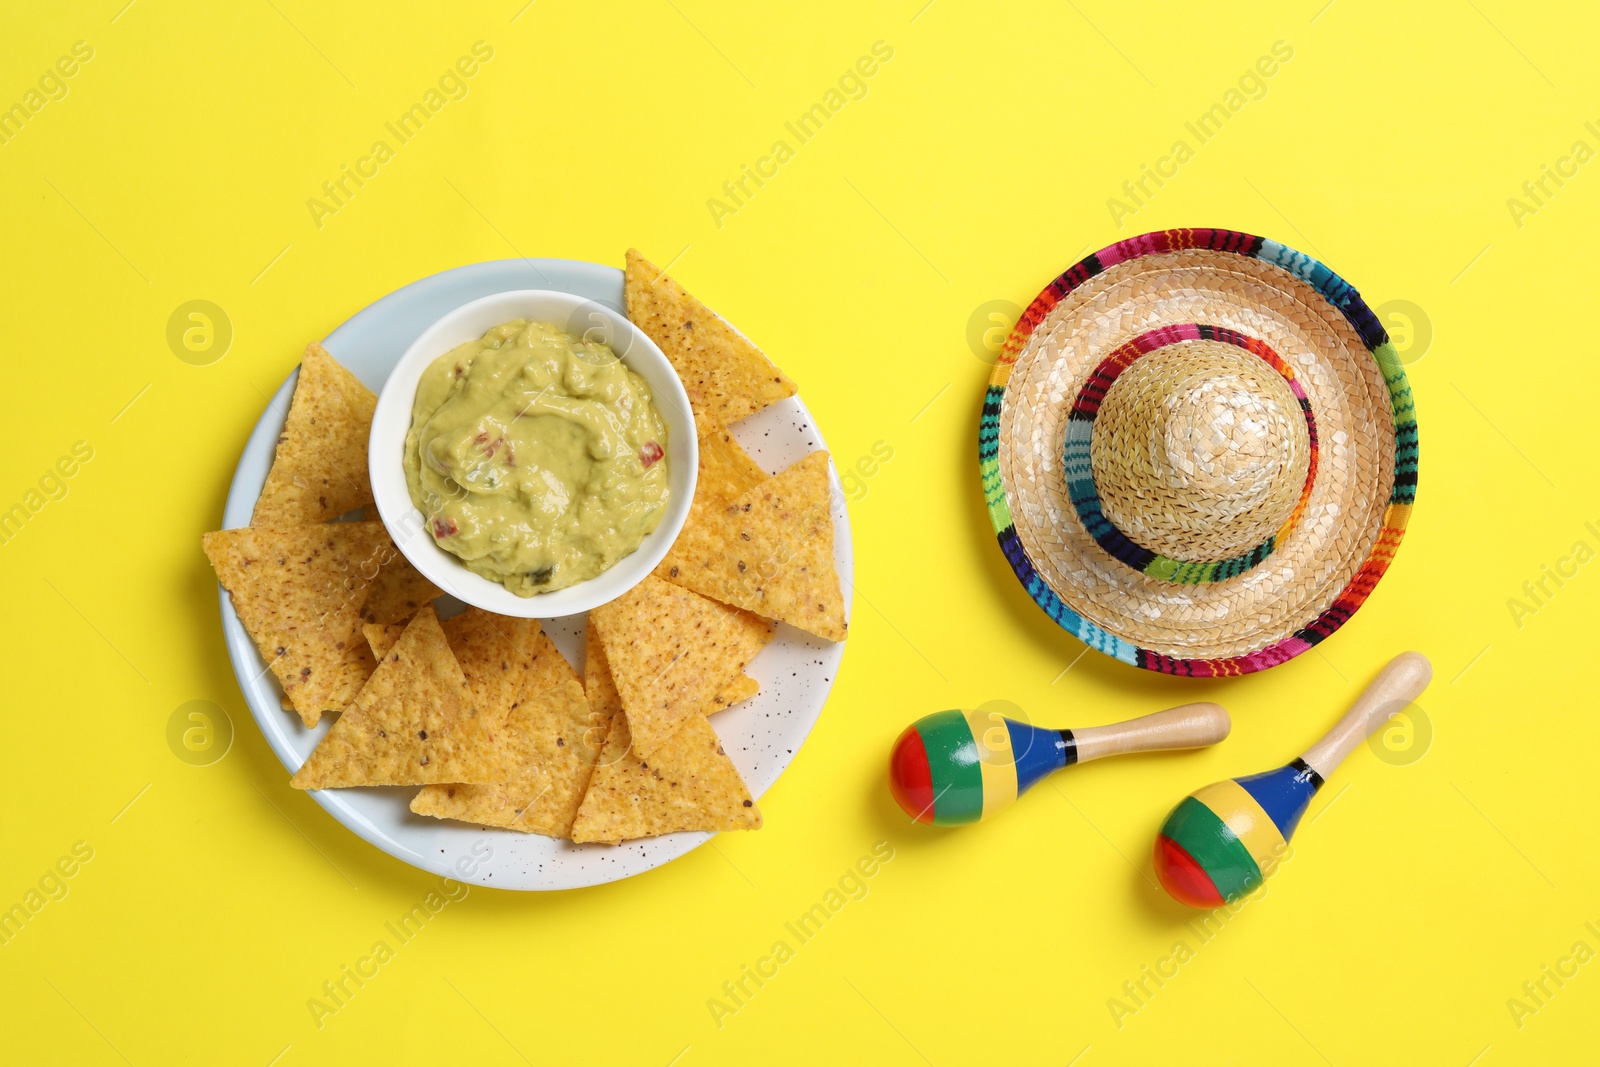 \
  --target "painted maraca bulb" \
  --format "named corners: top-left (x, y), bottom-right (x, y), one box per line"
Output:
top-left (891, 701), bottom-right (1230, 826)
top-left (890, 708), bottom-right (1071, 825)
top-left (1153, 651), bottom-right (1433, 907)
top-left (1154, 759), bottom-right (1320, 907)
